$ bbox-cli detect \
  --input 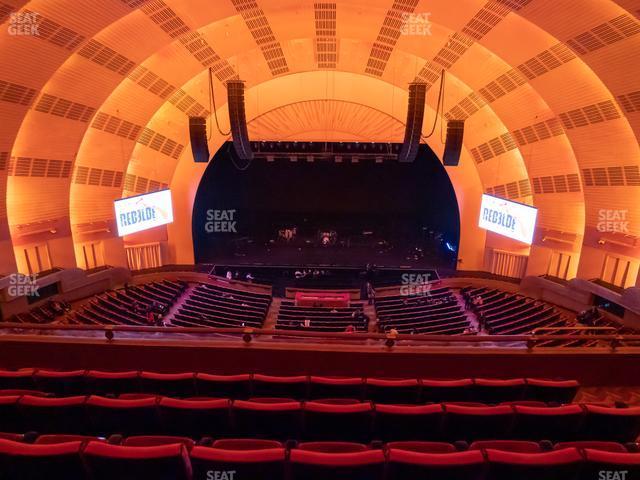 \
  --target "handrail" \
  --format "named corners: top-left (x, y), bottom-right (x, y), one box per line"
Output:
top-left (1, 321), bottom-right (640, 347)
top-left (531, 326), bottom-right (617, 334)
